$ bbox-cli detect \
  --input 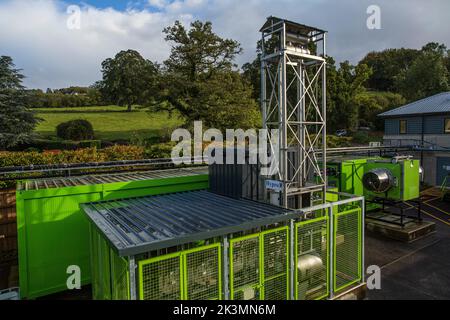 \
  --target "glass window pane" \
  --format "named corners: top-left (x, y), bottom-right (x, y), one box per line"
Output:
top-left (400, 120), bottom-right (407, 134)
top-left (445, 119), bottom-right (450, 133)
